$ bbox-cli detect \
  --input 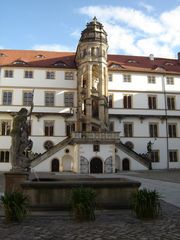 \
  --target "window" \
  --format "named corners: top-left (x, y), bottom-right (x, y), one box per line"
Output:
top-left (123, 74), bottom-right (131, 82)
top-left (3, 91), bottom-right (12, 105)
top-left (0, 151), bottom-right (10, 162)
top-left (108, 94), bottom-right (113, 108)
top-left (166, 77), bottom-right (174, 85)
top-left (167, 96), bottom-right (175, 110)
top-left (64, 92), bottom-right (74, 107)
top-left (124, 123), bottom-right (133, 137)
top-left (148, 76), bottom-right (156, 84)
top-left (65, 71), bottom-right (74, 80)
top-left (0, 121), bottom-right (11, 136)
top-left (149, 123), bottom-right (158, 137)
top-left (108, 74), bottom-right (112, 82)
top-left (151, 150), bottom-right (159, 162)
top-left (44, 121), bottom-right (54, 136)
top-left (4, 70), bottom-right (13, 78)
top-left (93, 145), bottom-right (100, 152)
top-left (123, 95), bottom-right (132, 108)
top-left (45, 92), bottom-right (55, 106)
top-left (24, 70), bottom-right (33, 78)
top-left (169, 150), bottom-right (178, 162)
top-left (168, 124), bottom-right (177, 137)
top-left (148, 96), bottom-right (157, 109)
top-left (46, 71), bottom-right (55, 79)
top-left (23, 92), bottom-right (33, 106)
